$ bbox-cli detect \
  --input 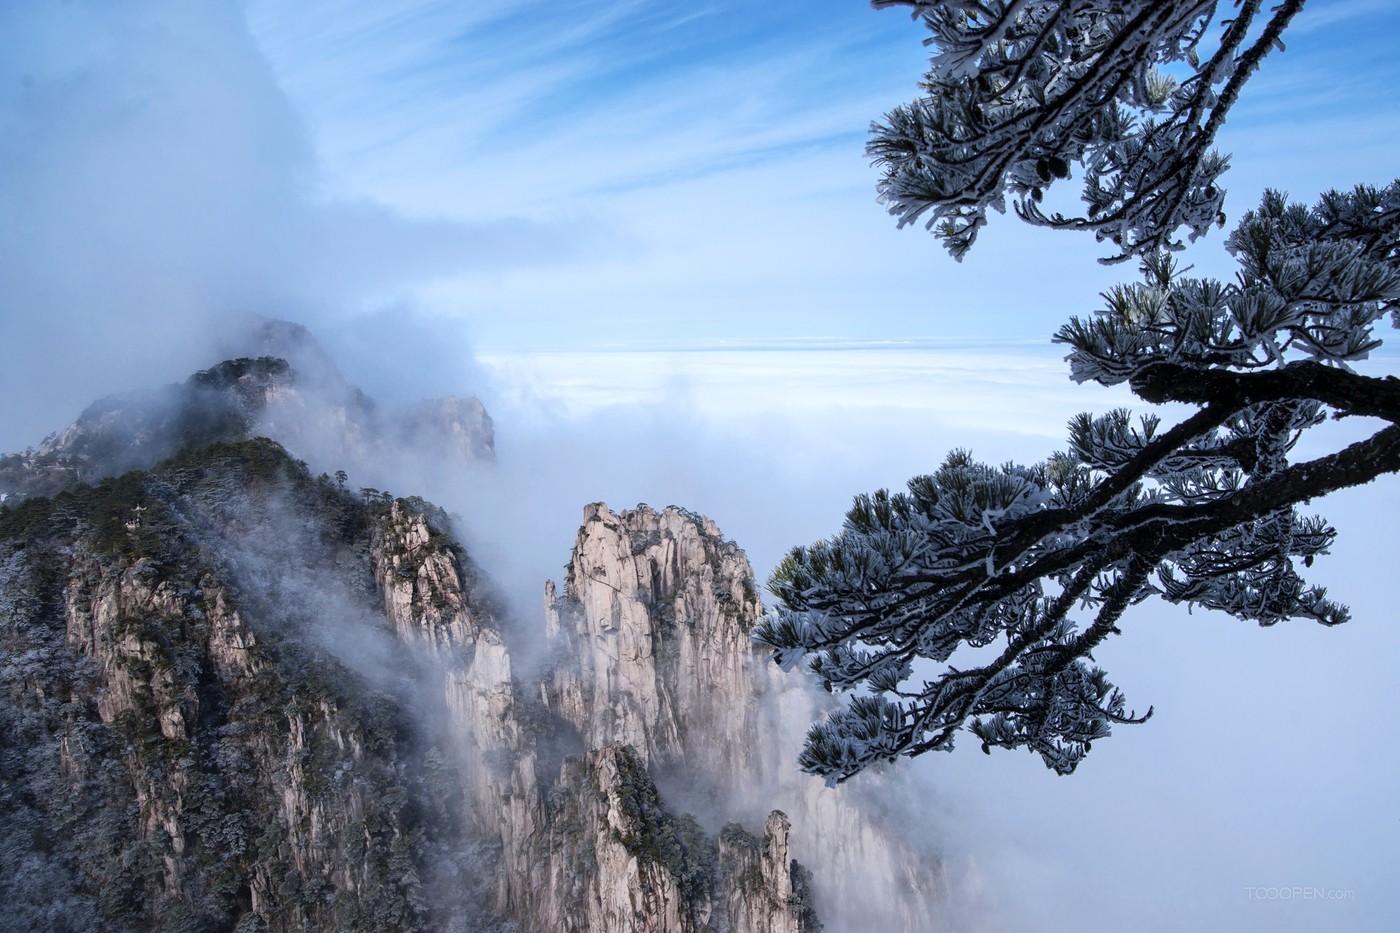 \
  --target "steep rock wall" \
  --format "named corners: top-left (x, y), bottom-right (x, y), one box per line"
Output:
top-left (544, 502), bottom-right (763, 780)
top-left (543, 503), bottom-right (944, 932)
top-left (0, 441), bottom-right (476, 931)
